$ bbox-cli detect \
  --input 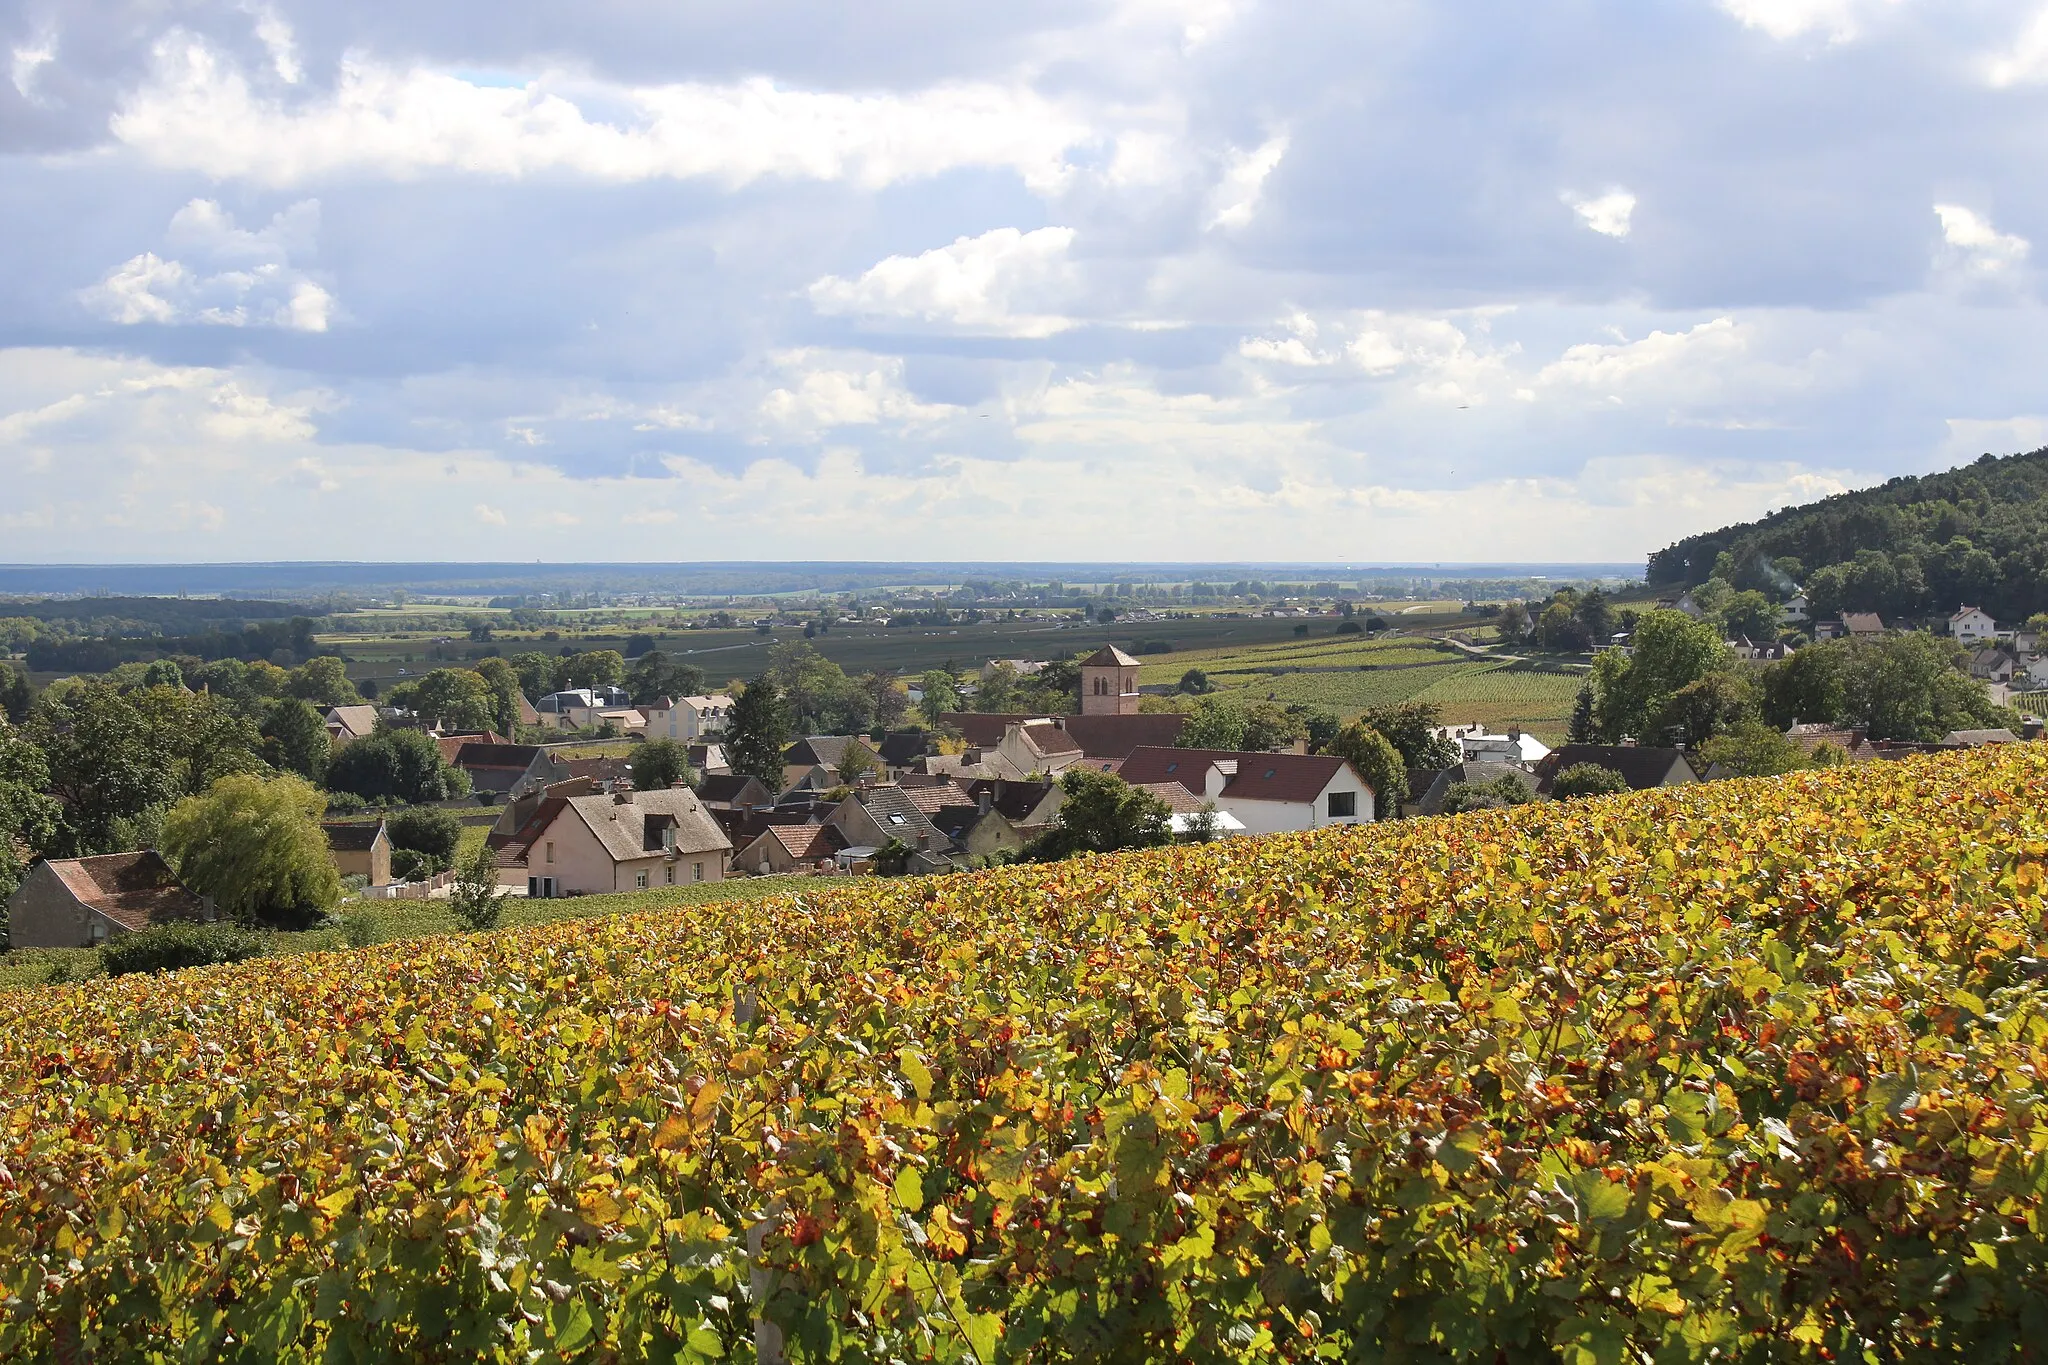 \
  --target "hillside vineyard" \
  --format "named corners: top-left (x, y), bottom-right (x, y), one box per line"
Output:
top-left (4, 746), bottom-right (2047, 1359)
